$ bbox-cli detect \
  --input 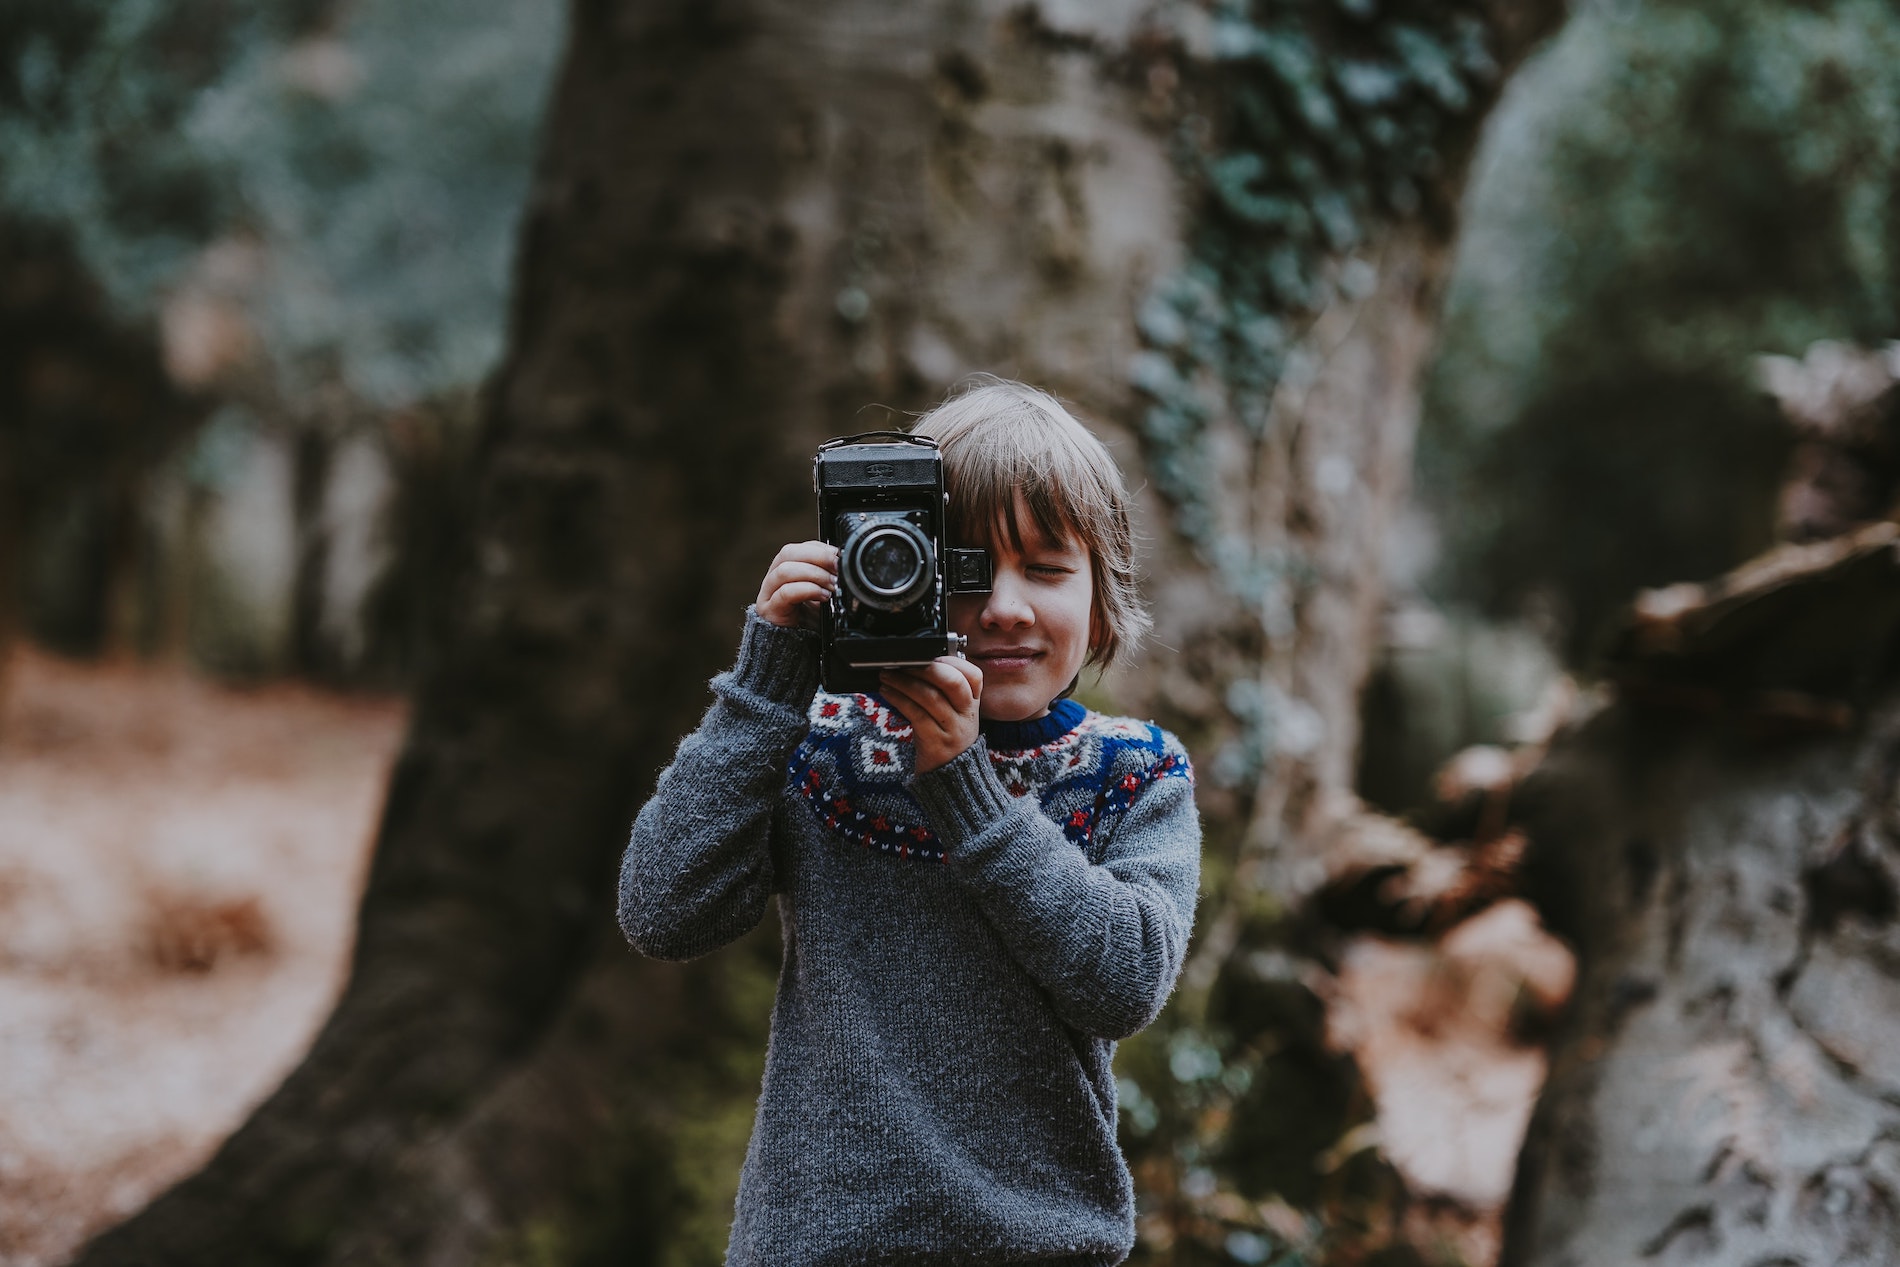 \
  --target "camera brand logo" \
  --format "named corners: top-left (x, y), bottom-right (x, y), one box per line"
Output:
top-left (867, 462), bottom-right (897, 481)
